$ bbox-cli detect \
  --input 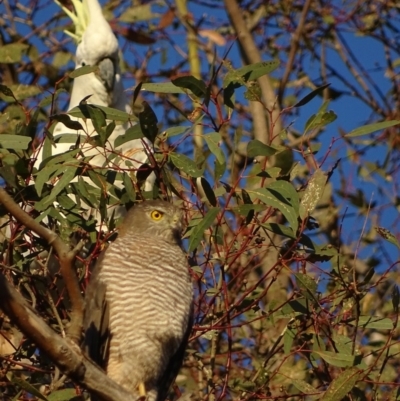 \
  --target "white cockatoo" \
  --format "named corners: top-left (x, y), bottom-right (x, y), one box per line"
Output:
top-left (35, 0), bottom-right (155, 223)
